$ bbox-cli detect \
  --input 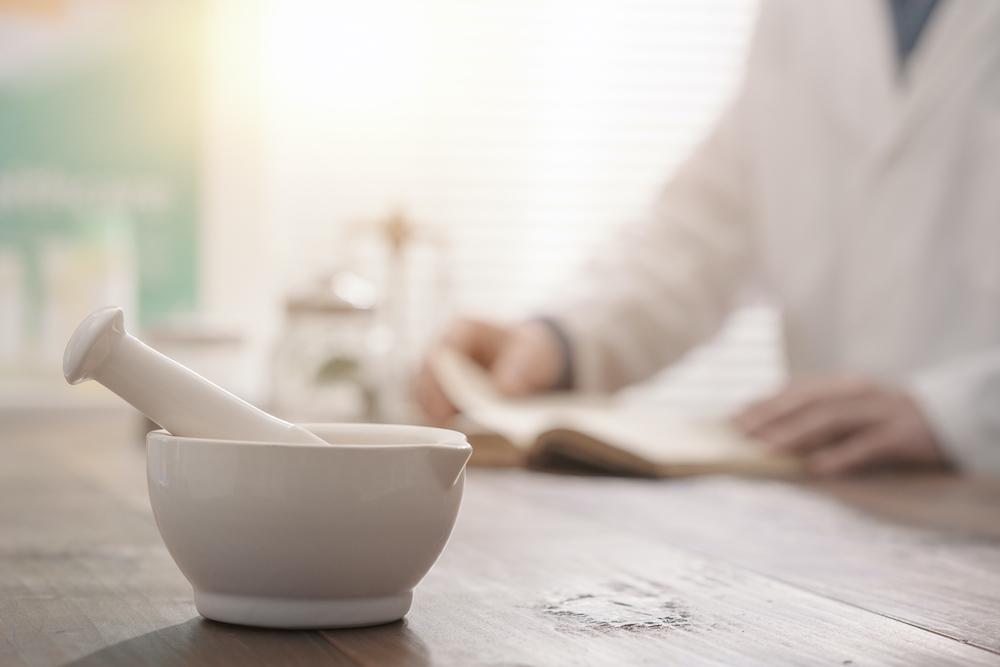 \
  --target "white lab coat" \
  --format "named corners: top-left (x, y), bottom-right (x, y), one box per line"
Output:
top-left (544, 0), bottom-right (1000, 473)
